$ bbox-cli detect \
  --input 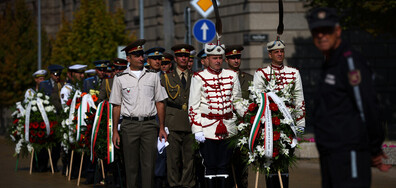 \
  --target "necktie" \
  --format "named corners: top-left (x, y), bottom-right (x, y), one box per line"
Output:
top-left (181, 72), bottom-right (186, 88)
